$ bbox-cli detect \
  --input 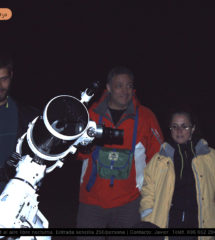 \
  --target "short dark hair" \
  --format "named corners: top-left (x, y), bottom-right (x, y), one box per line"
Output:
top-left (0, 52), bottom-right (13, 75)
top-left (107, 66), bottom-right (134, 84)
top-left (169, 111), bottom-right (195, 127)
